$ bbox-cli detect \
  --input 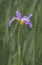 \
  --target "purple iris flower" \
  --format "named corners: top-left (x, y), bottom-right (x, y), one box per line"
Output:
top-left (9, 10), bottom-right (33, 28)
